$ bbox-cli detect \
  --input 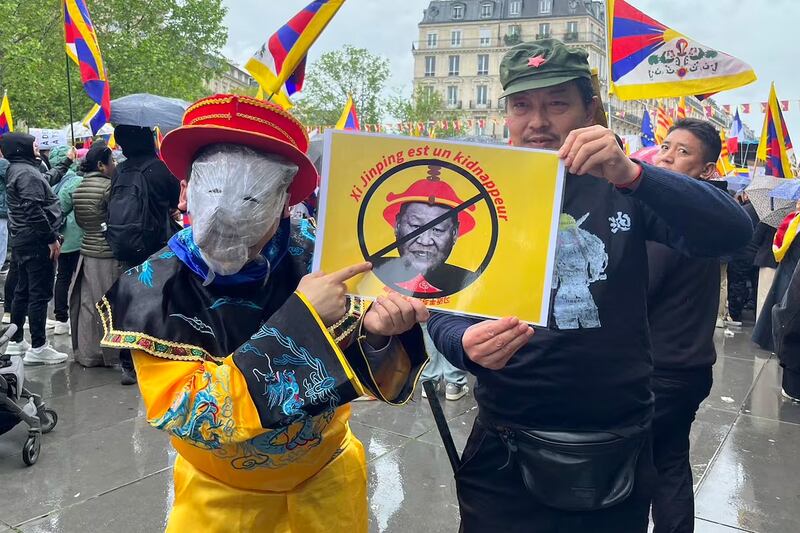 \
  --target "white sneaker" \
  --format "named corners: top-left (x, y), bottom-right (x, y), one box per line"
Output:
top-left (715, 318), bottom-right (725, 329)
top-left (23, 343), bottom-right (68, 365)
top-left (53, 321), bottom-right (70, 335)
top-left (6, 340), bottom-right (31, 356)
top-left (445, 383), bottom-right (470, 401)
top-left (781, 388), bottom-right (800, 402)
top-left (22, 319), bottom-right (57, 331)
